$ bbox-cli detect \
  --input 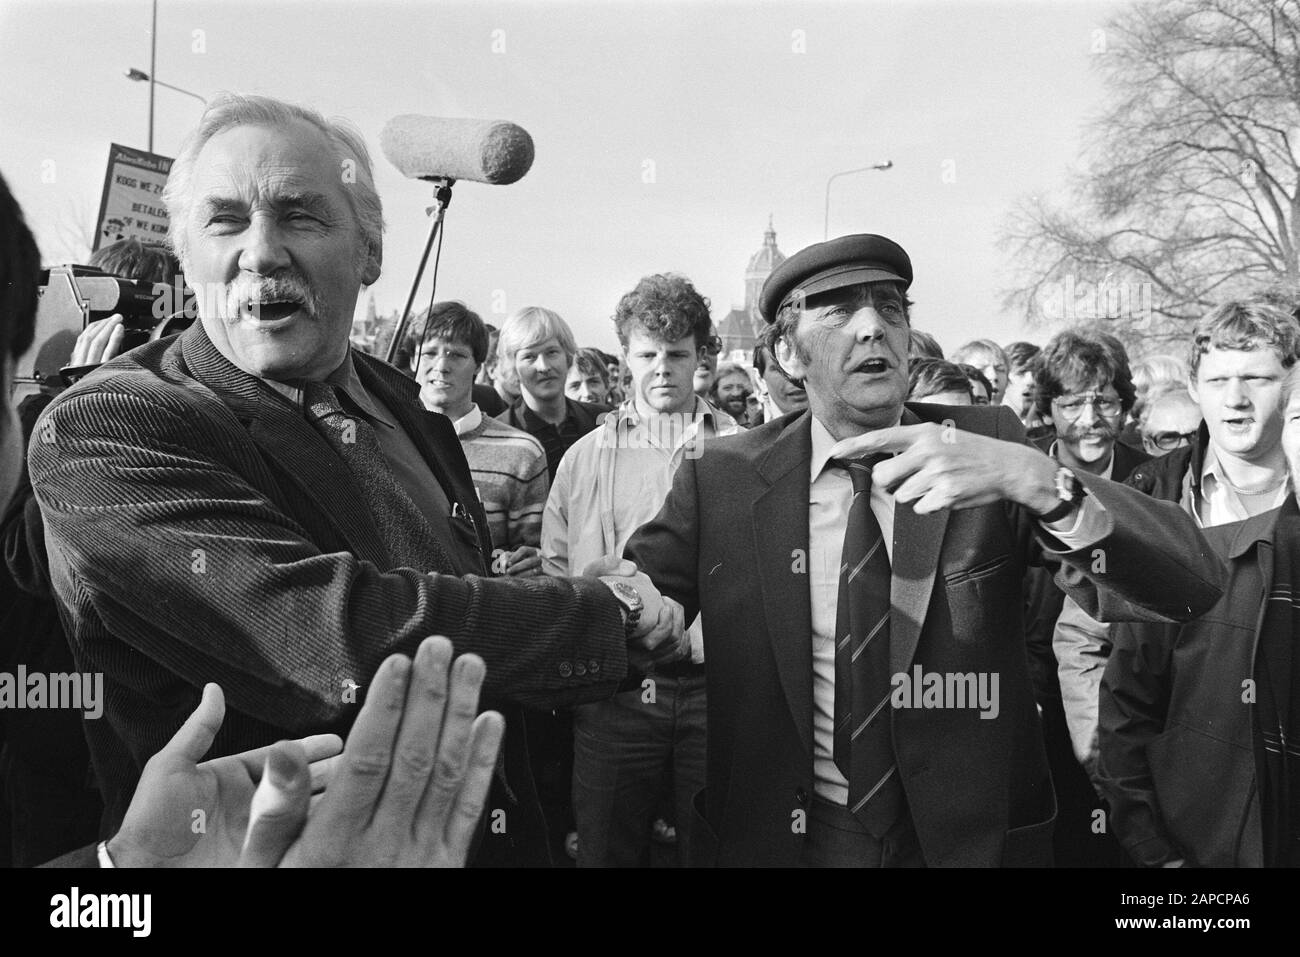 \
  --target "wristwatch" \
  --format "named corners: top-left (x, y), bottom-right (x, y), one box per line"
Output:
top-left (605, 580), bottom-right (643, 637)
top-left (1038, 465), bottom-right (1086, 524)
